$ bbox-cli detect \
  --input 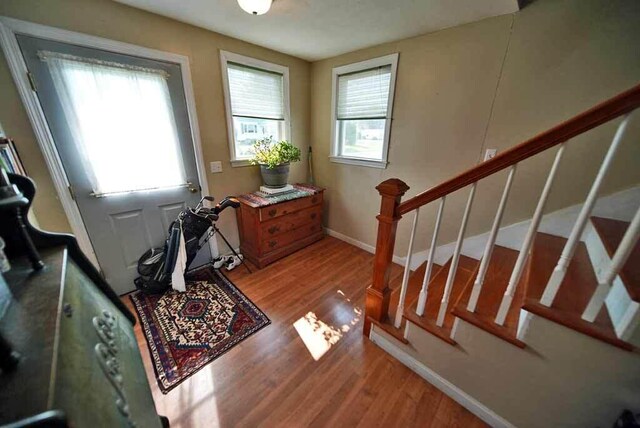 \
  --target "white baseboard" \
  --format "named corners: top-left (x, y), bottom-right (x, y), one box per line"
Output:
top-left (370, 327), bottom-right (516, 428)
top-left (324, 227), bottom-right (407, 267)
